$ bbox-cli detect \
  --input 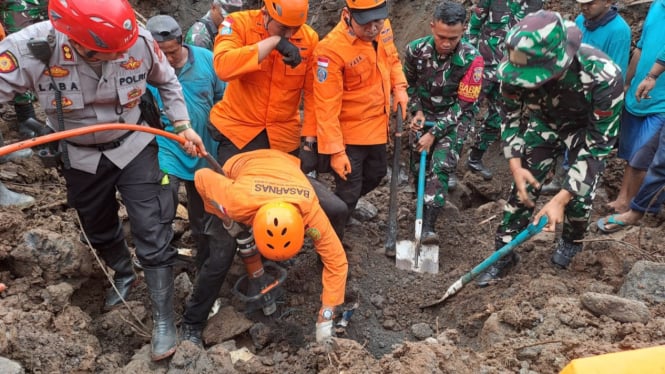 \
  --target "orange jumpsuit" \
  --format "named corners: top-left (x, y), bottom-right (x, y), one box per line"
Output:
top-left (194, 149), bottom-right (348, 307)
top-left (210, 10), bottom-right (319, 153)
top-left (313, 16), bottom-right (407, 155)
